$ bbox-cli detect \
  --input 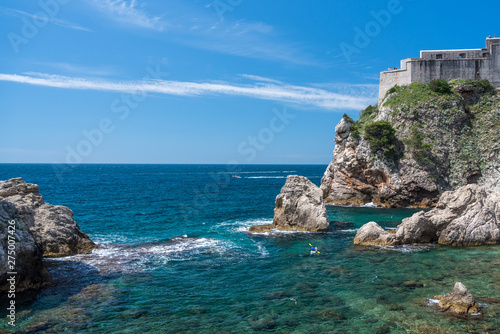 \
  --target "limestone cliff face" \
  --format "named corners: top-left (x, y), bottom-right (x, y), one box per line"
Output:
top-left (249, 175), bottom-right (329, 233)
top-left (0, 178), bottom-right (96, 257)
top-left (321, 80), bottom-right (500, 207)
